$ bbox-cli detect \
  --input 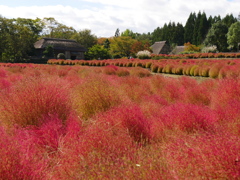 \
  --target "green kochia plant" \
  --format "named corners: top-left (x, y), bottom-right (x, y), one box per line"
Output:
top-left (57, 53), bottom-right (65, 59)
